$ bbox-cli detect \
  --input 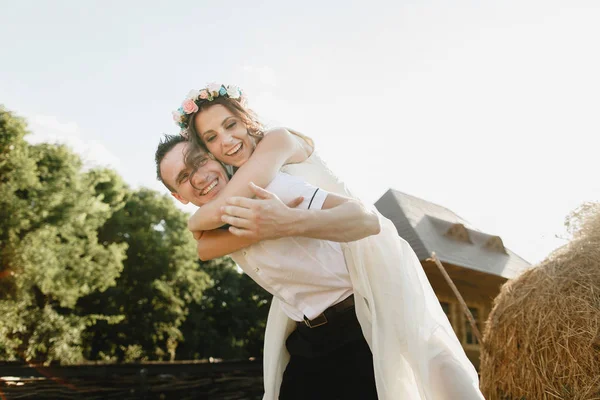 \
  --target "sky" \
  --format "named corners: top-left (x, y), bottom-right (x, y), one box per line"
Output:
top-left (1, 0), bottom-right (599, 266)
